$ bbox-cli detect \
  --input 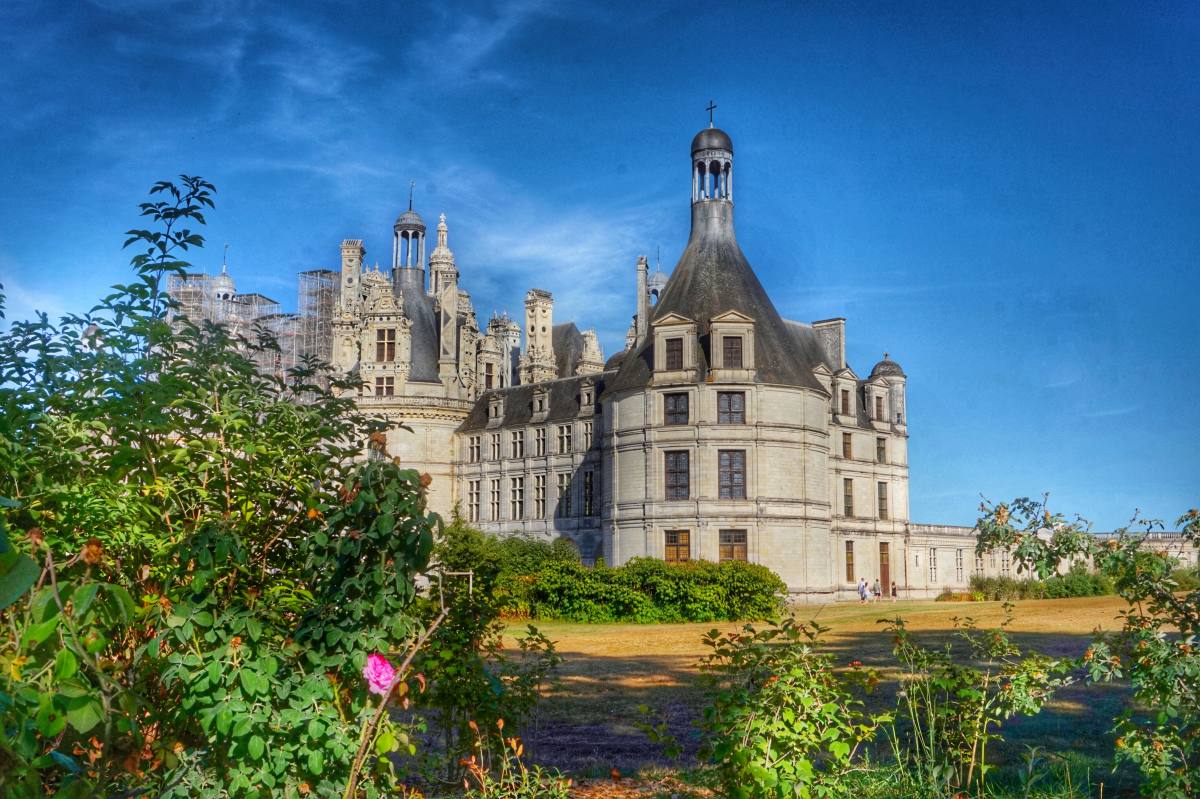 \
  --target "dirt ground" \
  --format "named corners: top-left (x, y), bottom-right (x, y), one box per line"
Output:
top-left (506, 596), bottom-right (1138, 794)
